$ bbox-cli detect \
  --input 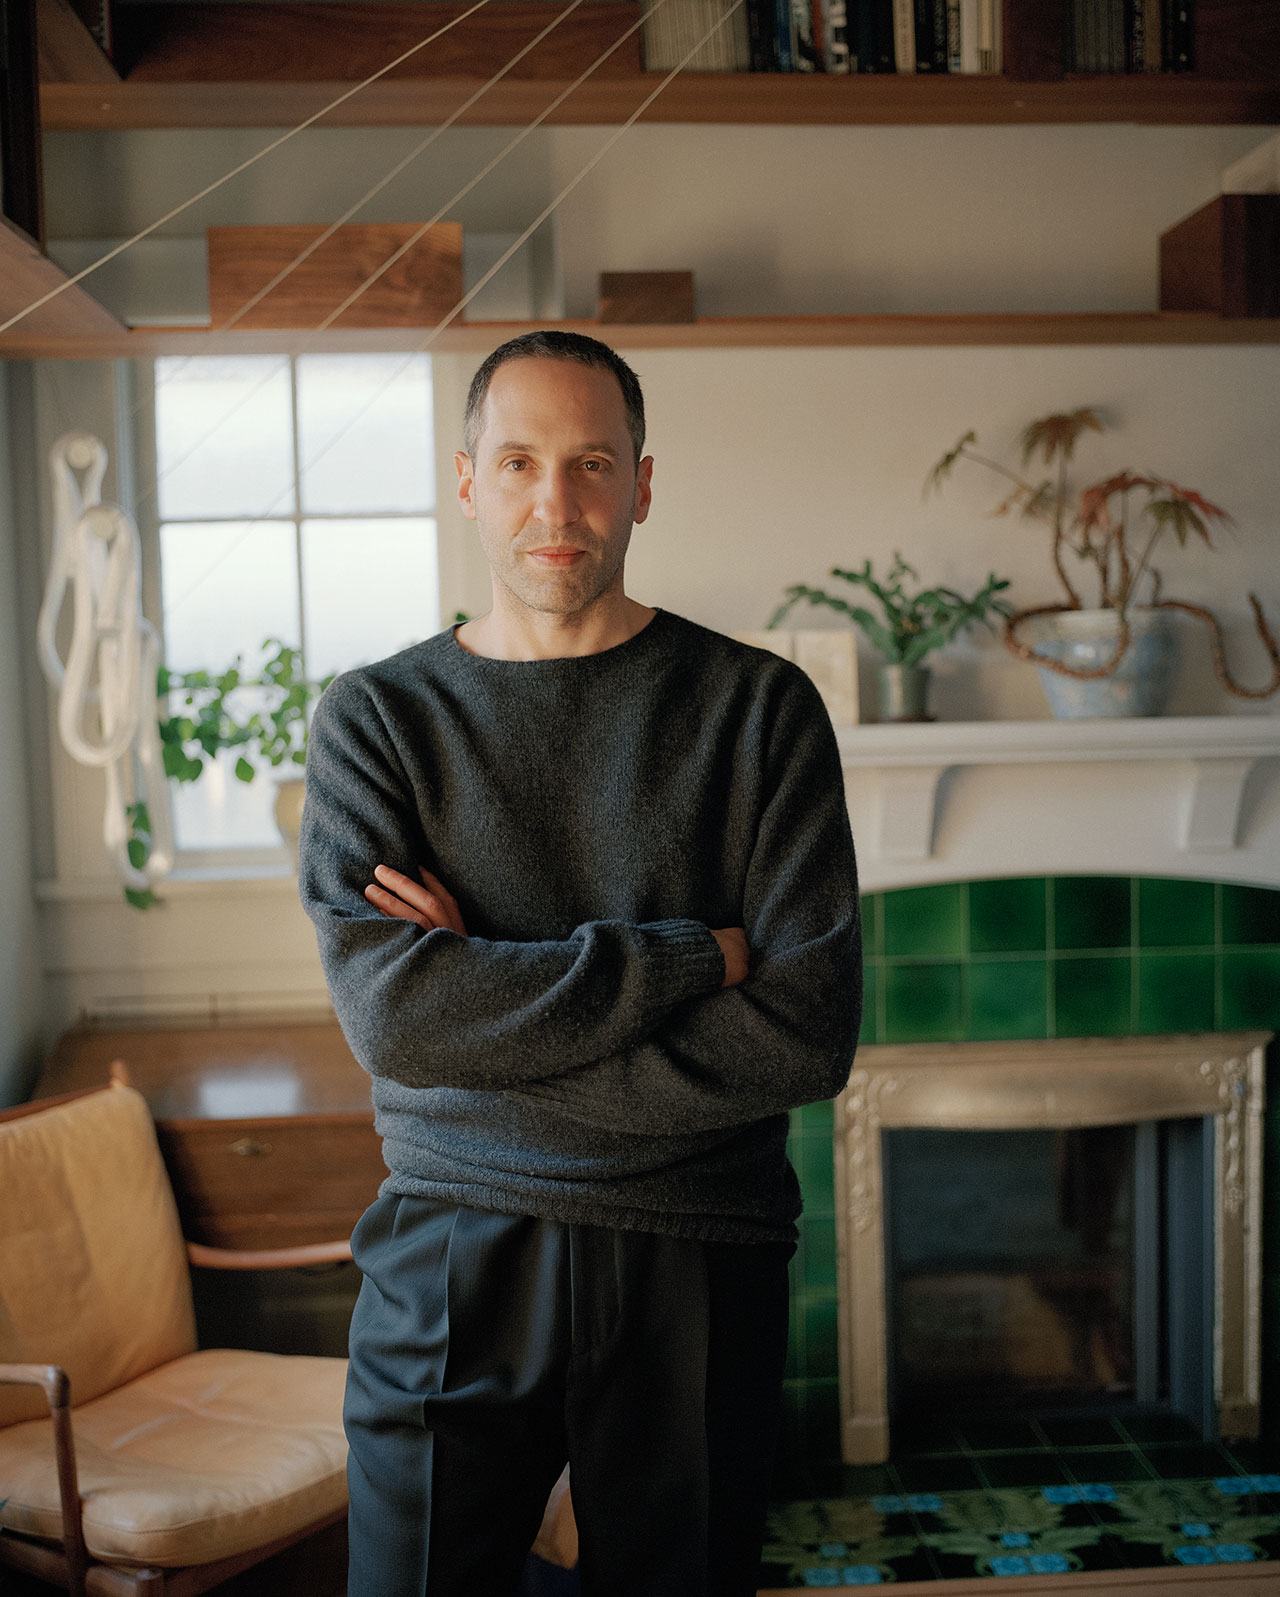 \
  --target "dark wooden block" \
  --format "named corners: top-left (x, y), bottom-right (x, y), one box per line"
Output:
top-left (598, 270), bottom-right (695, 324)
top-left (207, 221), bottom-right (463, 329)
top-left (1159, 194), bottom-right (1280, 318)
